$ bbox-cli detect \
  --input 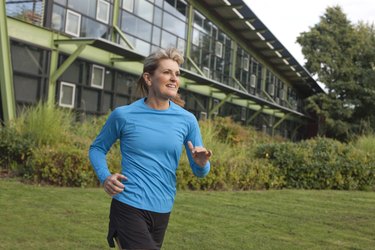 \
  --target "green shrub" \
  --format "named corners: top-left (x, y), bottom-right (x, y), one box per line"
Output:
top-left (29, 144), bottom-right (98, 187)
top-left (0, 127), bottom-right (34, 175)
top-left (255, 137), bottom-right (375, 190)
top-left (176, 118), bottom-right (283, 191)
top-left (354, 134), bottom-right (375, 154)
